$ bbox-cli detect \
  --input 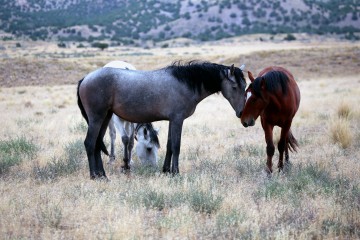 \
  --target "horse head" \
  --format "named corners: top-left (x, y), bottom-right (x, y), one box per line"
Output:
top-left (241, 71), bottom-right (269, 127)
top-left (135, 124), bottom-right (160, 167)
top-left (220, 64), bottom-right (247, 118)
